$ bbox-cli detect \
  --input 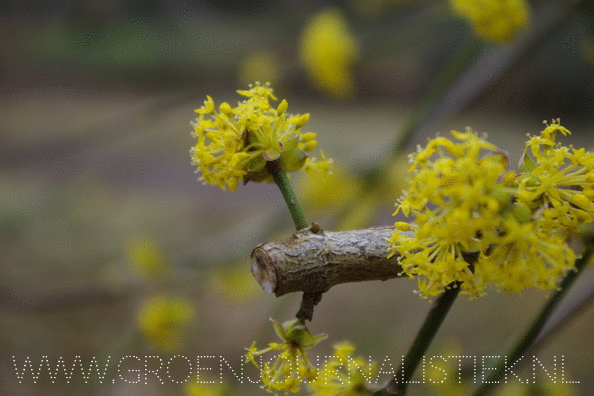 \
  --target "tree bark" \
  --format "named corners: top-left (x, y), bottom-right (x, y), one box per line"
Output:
top-left (250, 226), bottom-right (404, 297)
